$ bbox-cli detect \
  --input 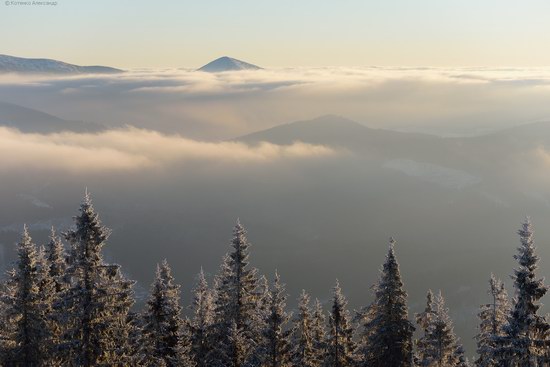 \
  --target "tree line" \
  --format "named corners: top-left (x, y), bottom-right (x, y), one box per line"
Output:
top-left (0, 193), bottom-right (548, 366)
